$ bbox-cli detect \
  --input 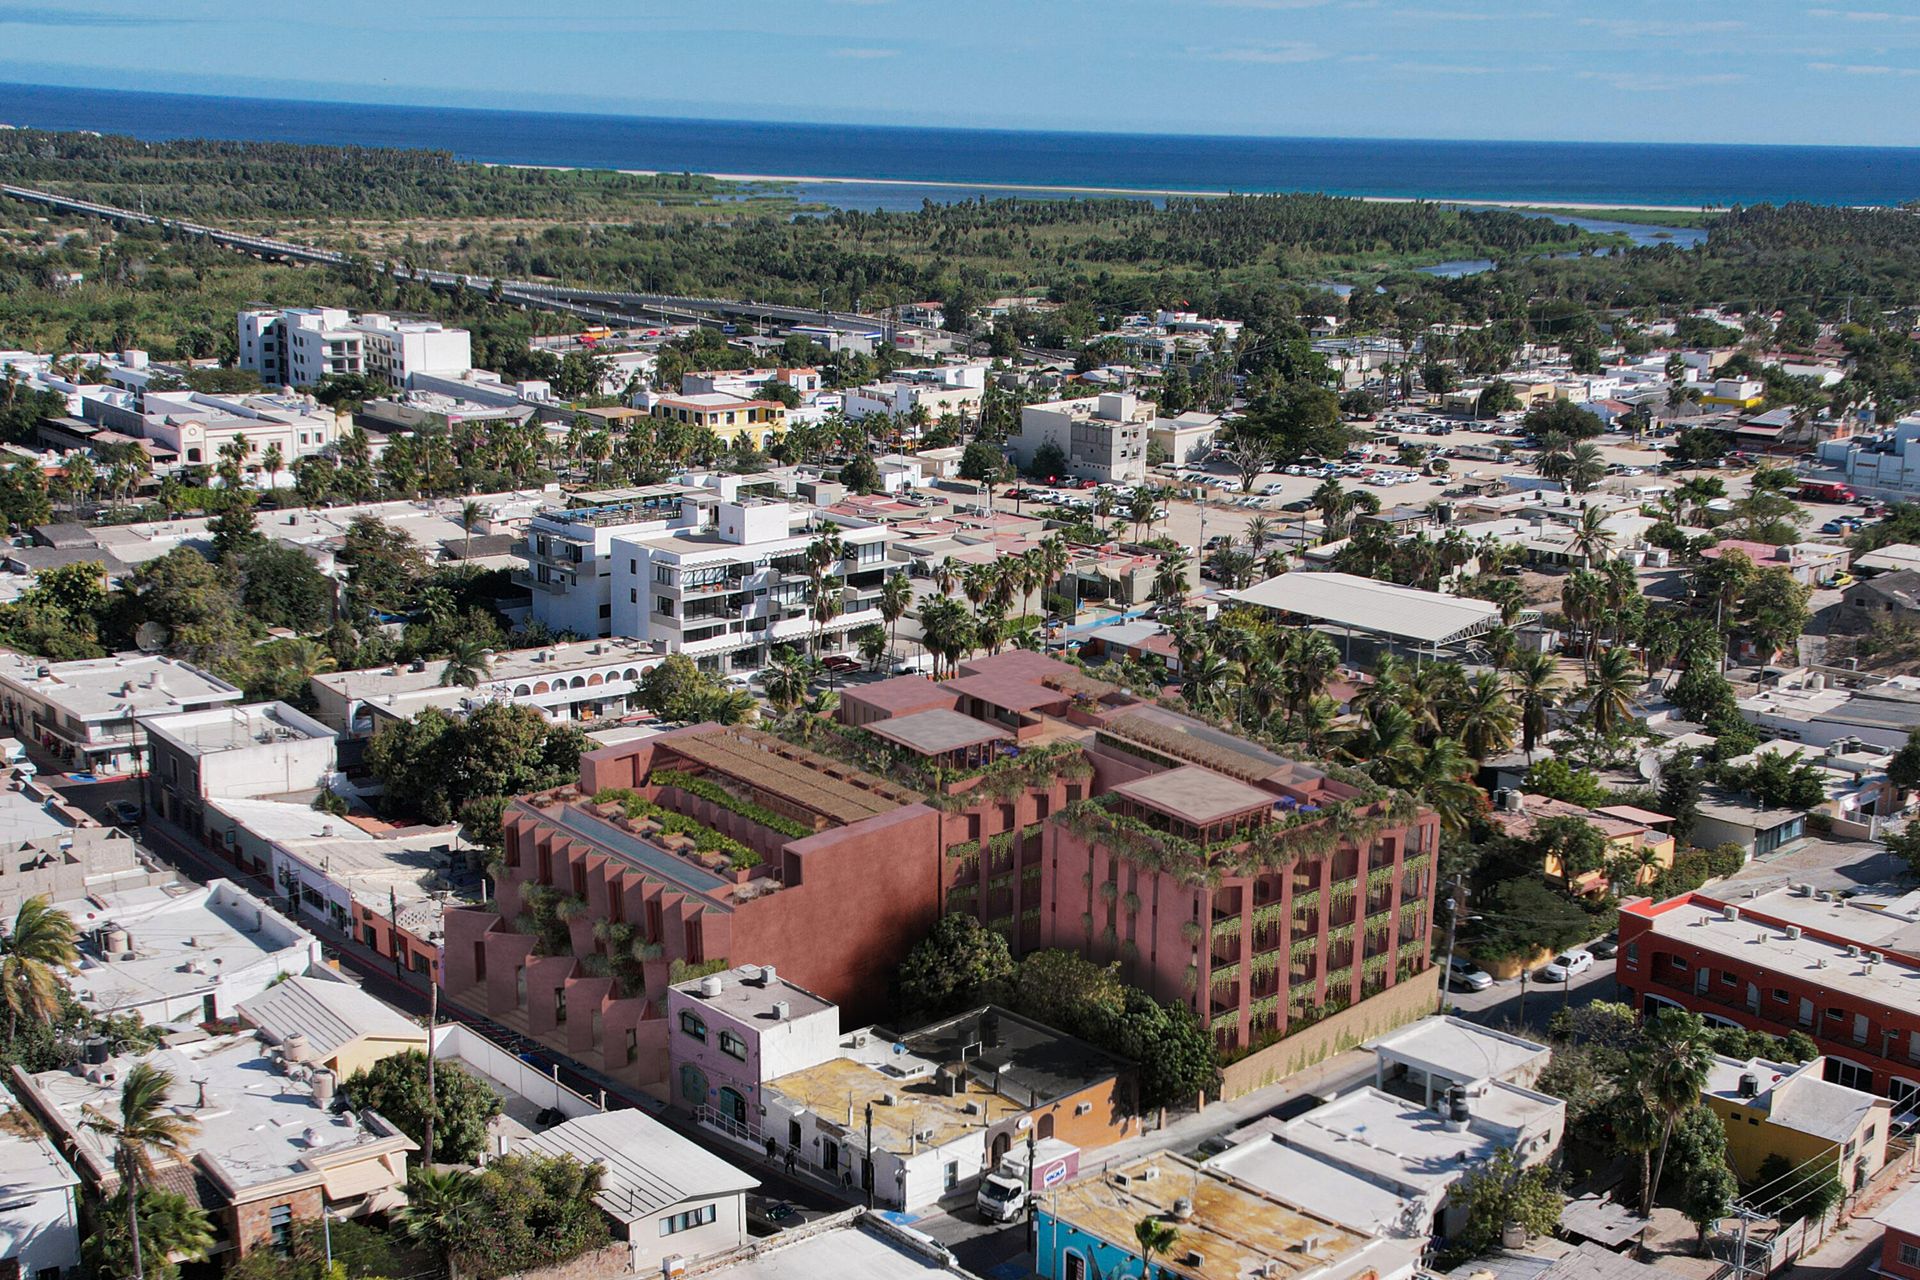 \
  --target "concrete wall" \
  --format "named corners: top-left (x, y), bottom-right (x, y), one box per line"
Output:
top-left (432, 1023), bottom-right (605, 1129)
top-left (631, 1193), bottom-right (747, 1271)
top-left (1217, 969), bottom-right (1440, 1100)
top-left (0, 1183), bottom-right (78, 1278)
